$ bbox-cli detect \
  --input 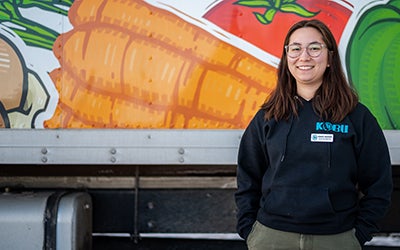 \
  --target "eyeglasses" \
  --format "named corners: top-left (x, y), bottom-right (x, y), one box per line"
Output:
top-left (285, 43), bottom-right (326, 58)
